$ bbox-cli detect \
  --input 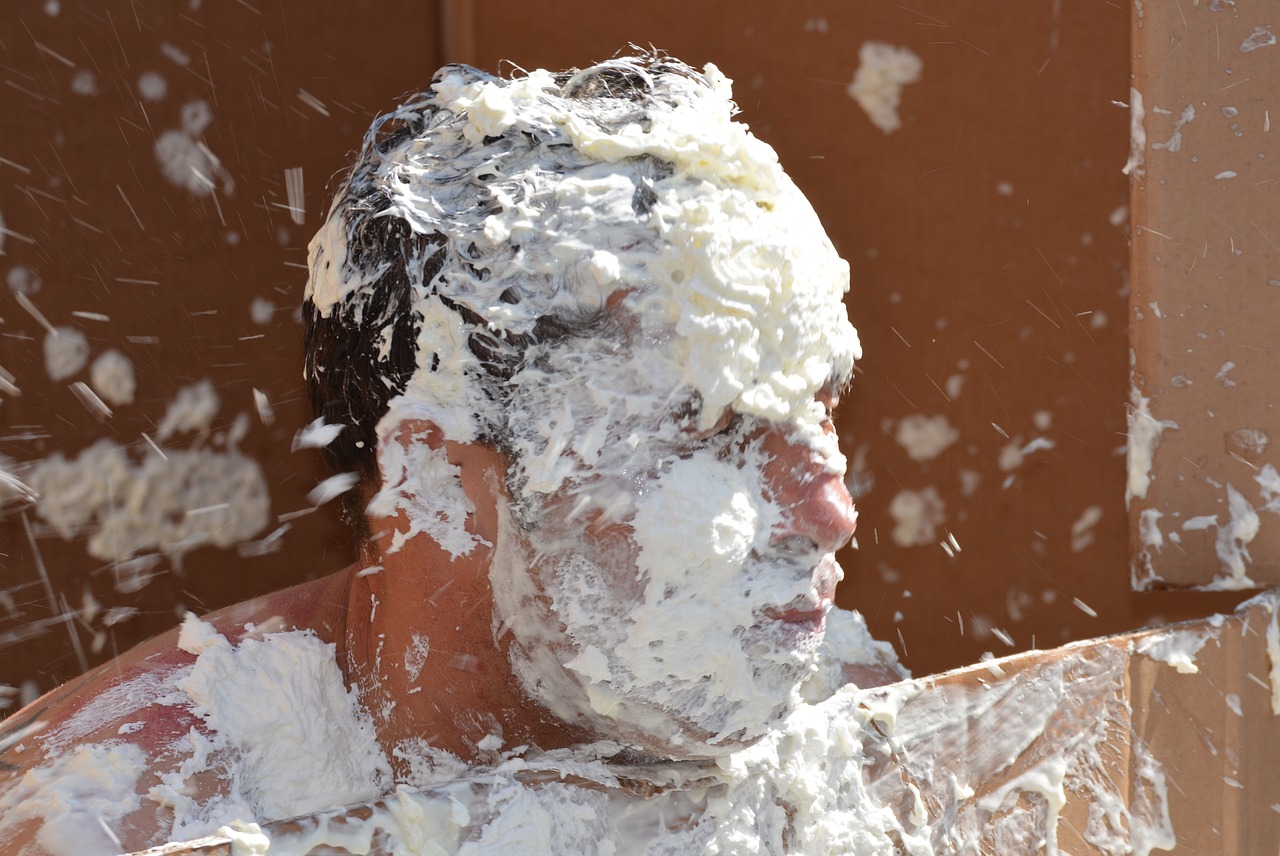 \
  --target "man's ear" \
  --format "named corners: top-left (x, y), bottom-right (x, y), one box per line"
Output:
top-left (366, 418), bottom-right (506, 559)
top-left (381, 416), bottom-right (456, 454)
